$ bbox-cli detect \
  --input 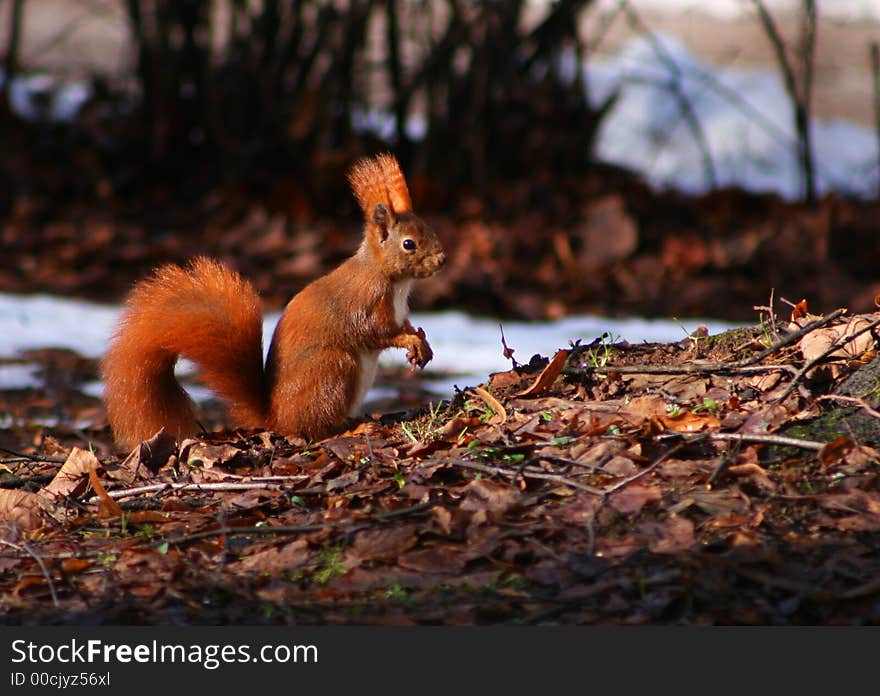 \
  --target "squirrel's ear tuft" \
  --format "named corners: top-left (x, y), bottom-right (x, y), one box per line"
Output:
top-left (376, 154), bottom-right (412, 214)
top-left (372, 203), bottom-right (391, 242)
top-left (347, 153), bottom-right (412, 218)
